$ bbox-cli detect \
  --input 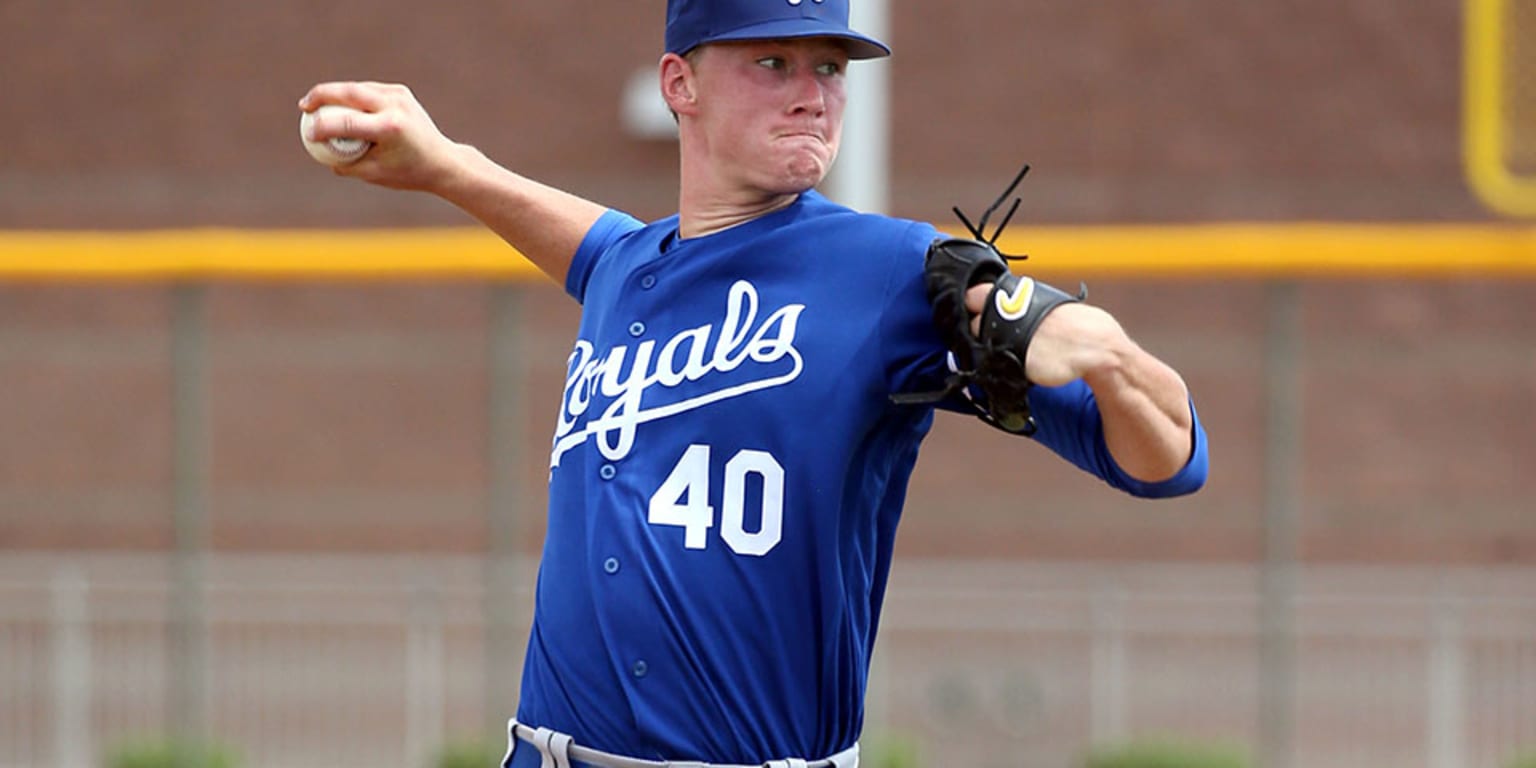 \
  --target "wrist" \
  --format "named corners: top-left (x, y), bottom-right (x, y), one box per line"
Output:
top-left (427, 142), bottom-right (490, 199)
top-left (1065, 306), bottom-right (1134, 385)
